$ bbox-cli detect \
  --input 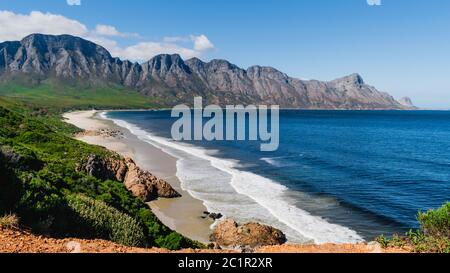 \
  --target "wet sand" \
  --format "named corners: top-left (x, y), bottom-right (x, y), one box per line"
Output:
top-left (63, 110), bottom-right (213, 243)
